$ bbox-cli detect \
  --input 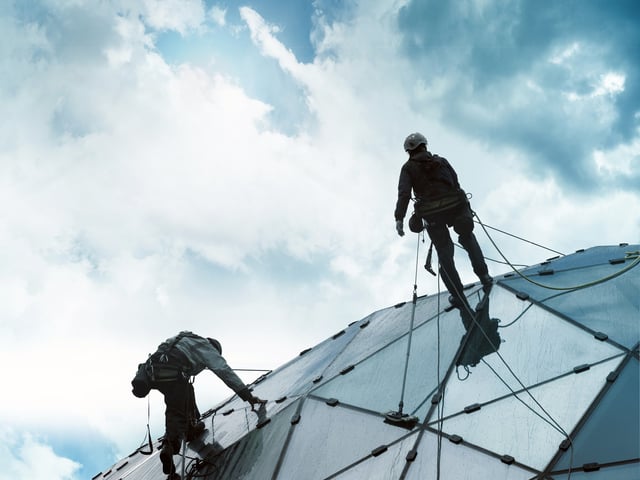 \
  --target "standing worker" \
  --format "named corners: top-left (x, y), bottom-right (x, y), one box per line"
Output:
top-left (132, 331), bottom-right (265, 479)
top-left (394, 132), bottom-right (492, 309)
